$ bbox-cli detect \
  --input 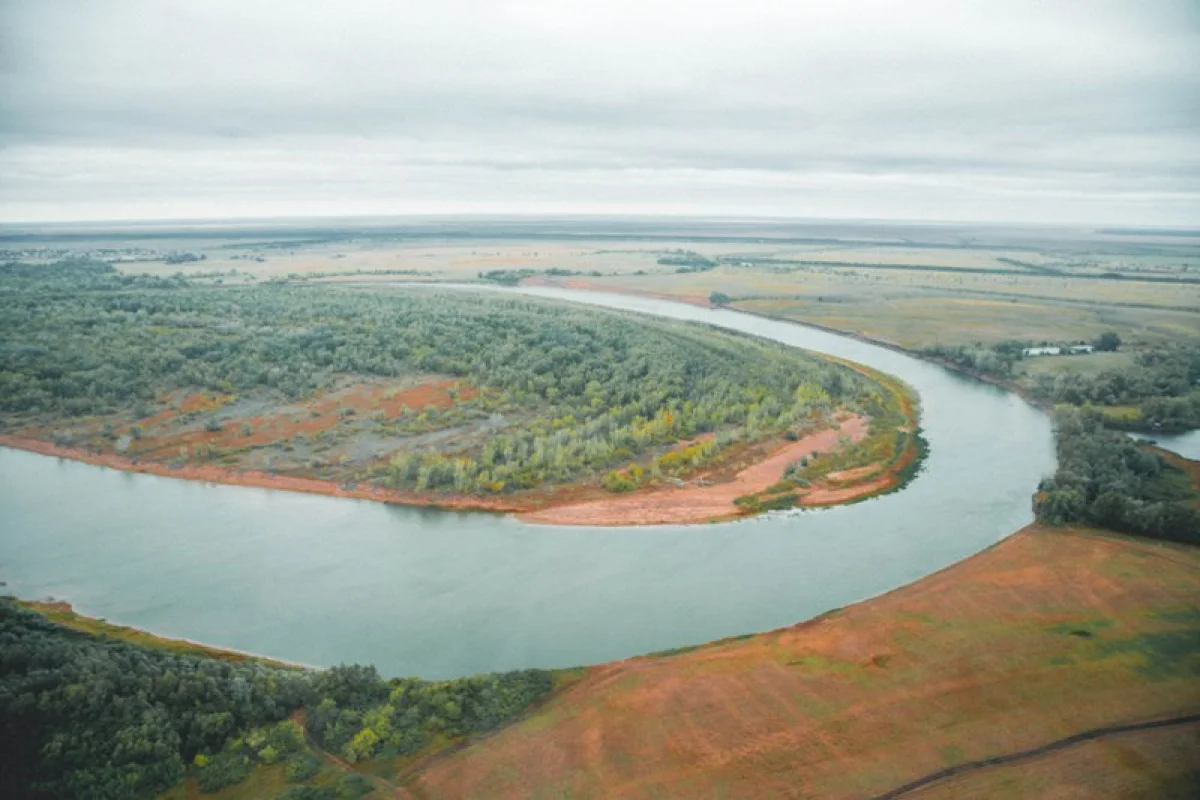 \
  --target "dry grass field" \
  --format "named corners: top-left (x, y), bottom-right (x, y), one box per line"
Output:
top-left (67, 222), bottom-right (1195, 351)
top-left (586, 266), bottom-right (1200, 348)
